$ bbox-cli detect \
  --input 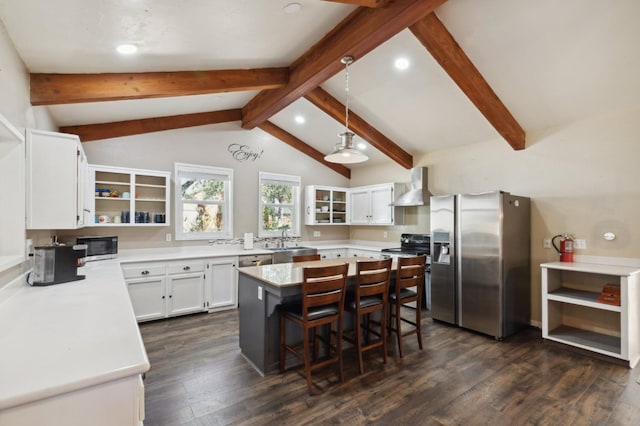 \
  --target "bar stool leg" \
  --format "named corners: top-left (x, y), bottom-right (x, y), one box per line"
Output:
top-left (303, 326), bottom-right (313, 393)
top-left (380, 307), bottom-right (388, 365)
top-left (416, 306), bottom-right (423, 350)
top-left (395, 302), bottom-right (404, 358)
top-left (355, 312), bottom-right (364, 375)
